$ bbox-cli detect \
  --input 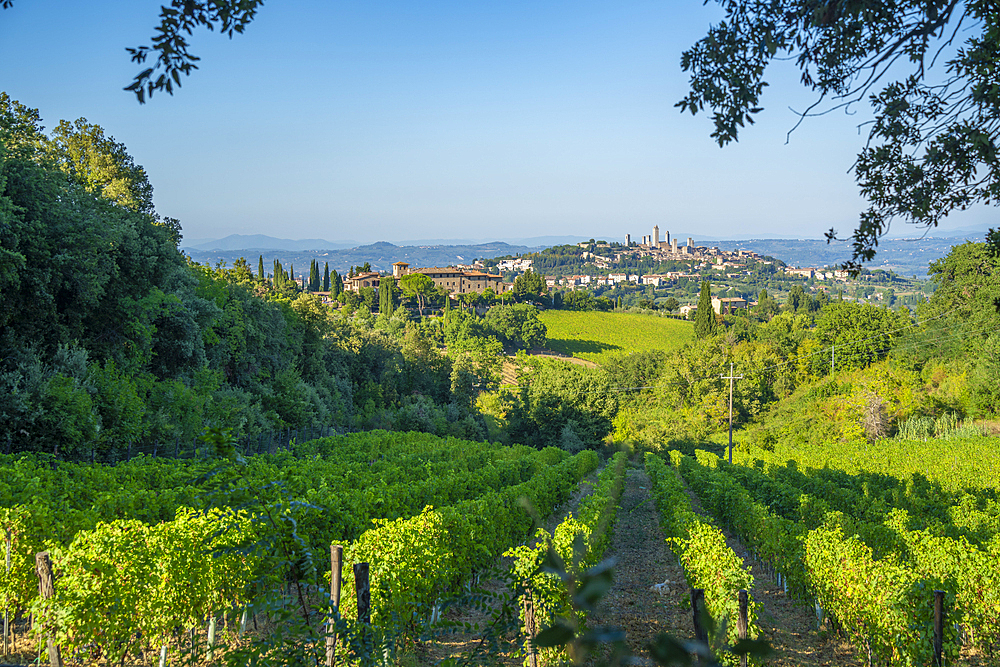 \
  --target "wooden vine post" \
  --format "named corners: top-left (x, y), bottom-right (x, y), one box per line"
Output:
top-left (354, 562), bottom-right (370, 624)
top-left (691, 588), bottom-right (707, 644)
top-left (35, 552), bottom-right (62, 667)
top-left (737, 589), bottom-right (748, 667)
top-left (326, 545), bottom-right (343, 667)
top-left (933, 589), bottom-right (945, 667)
top-left (522, 589), bottom-right (538, 667)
